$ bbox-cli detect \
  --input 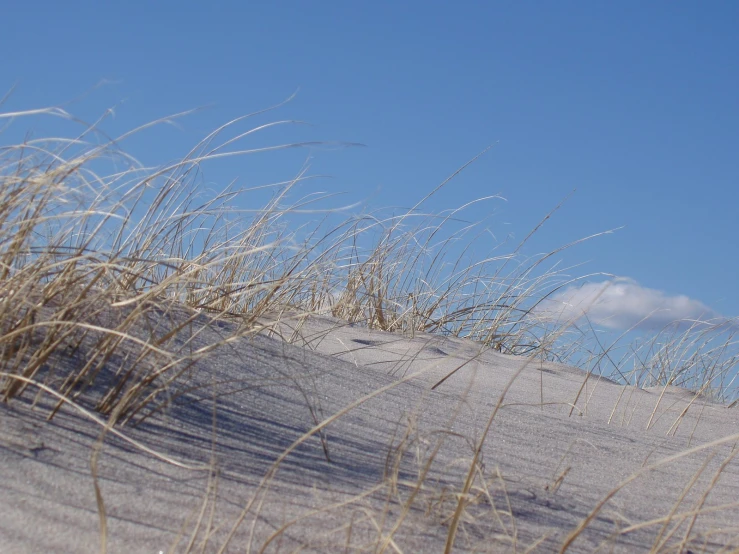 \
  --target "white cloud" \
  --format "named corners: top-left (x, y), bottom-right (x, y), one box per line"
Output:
top-left (536, 277), bottom-right (724, 330)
